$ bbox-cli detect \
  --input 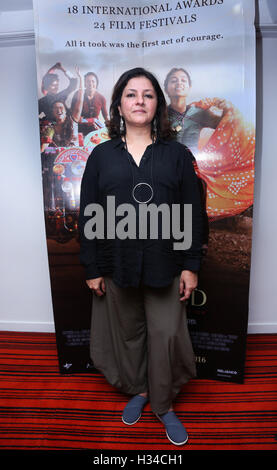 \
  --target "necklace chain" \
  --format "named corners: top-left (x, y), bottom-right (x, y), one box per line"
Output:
top-left (124, 136), bottom-right (154, 204)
